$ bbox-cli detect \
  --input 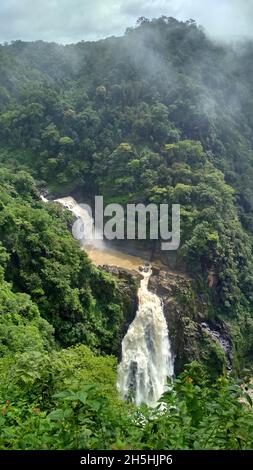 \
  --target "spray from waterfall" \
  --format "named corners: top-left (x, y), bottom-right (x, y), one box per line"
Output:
top-left (41, 195), bottom-right (104, 248)
top-left (53, 196), bottom-right (105, 250)
top-left (117, 265), bottom-right (174, 406)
